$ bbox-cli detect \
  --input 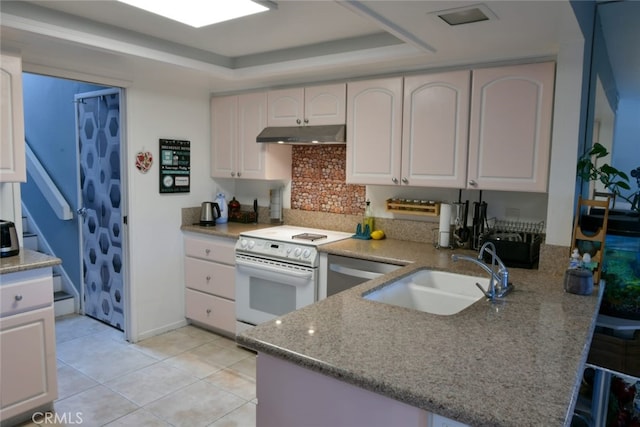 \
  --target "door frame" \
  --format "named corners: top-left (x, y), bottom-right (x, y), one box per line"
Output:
top-left (74, 88), bottom-right (131, 341)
